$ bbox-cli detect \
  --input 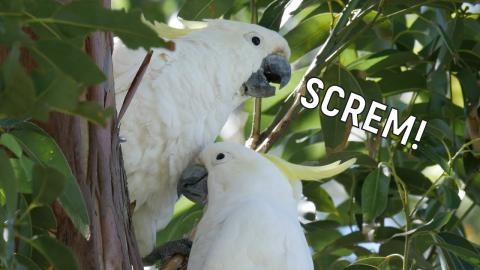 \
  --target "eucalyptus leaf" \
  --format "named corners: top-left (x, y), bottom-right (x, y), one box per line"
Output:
top-left (28, 236), bottom-right (79, 270)
top-left (361, 167), bottom-right (391, 222)
top-left (10, 123), bottom-right (90, 238)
